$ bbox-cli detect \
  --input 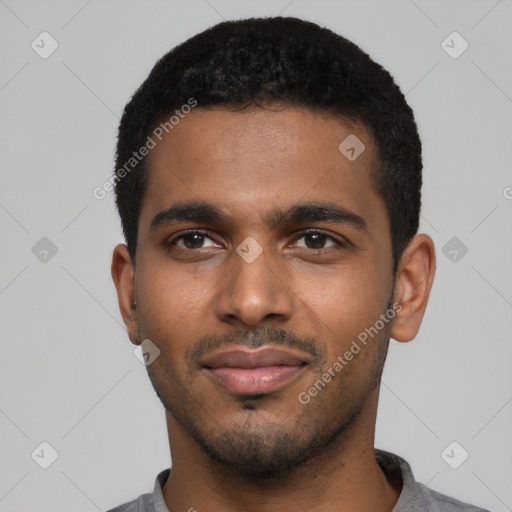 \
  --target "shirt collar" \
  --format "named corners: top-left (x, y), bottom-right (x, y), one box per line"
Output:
top-left (152, 468), bottom-right (171, 512)
top-left (152, 449), bottom-right (422, 511)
